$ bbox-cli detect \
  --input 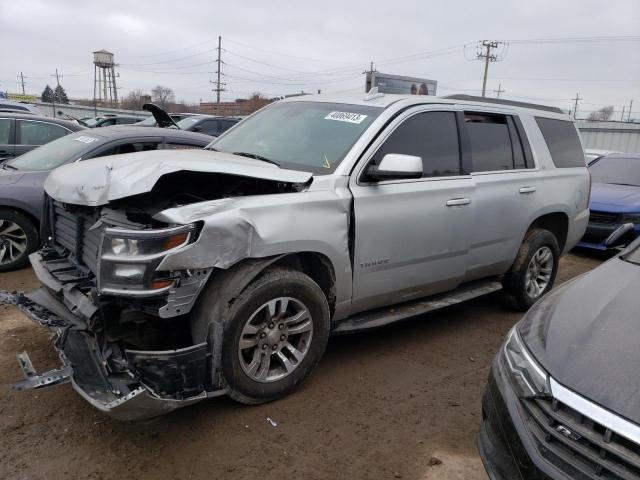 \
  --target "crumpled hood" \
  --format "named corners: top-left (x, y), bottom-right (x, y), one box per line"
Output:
top-left (519, 257), bottom-right (640, 425)
top-left (590, 182), bottom-right (640, 212)
top-left (44, 149), bottom-right (313, 206)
